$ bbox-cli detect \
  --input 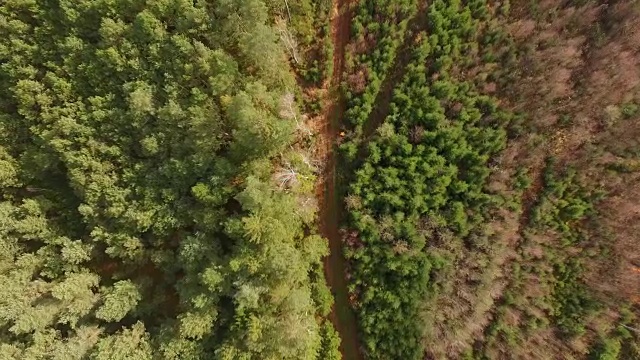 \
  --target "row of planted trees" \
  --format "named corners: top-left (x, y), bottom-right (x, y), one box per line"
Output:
top-left (343, 0), bottom-right (419, 132)
top-left (338, 0), bottom-right (515, 358)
